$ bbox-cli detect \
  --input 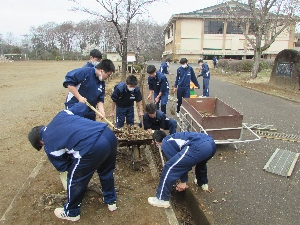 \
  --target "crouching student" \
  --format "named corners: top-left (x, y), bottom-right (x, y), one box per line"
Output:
top-left (139, 103), bottom-right (177, 134)
top-left (28, 103), bottom-right (118, 222)
top-left (148, 130), bottom-right (216, 208)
